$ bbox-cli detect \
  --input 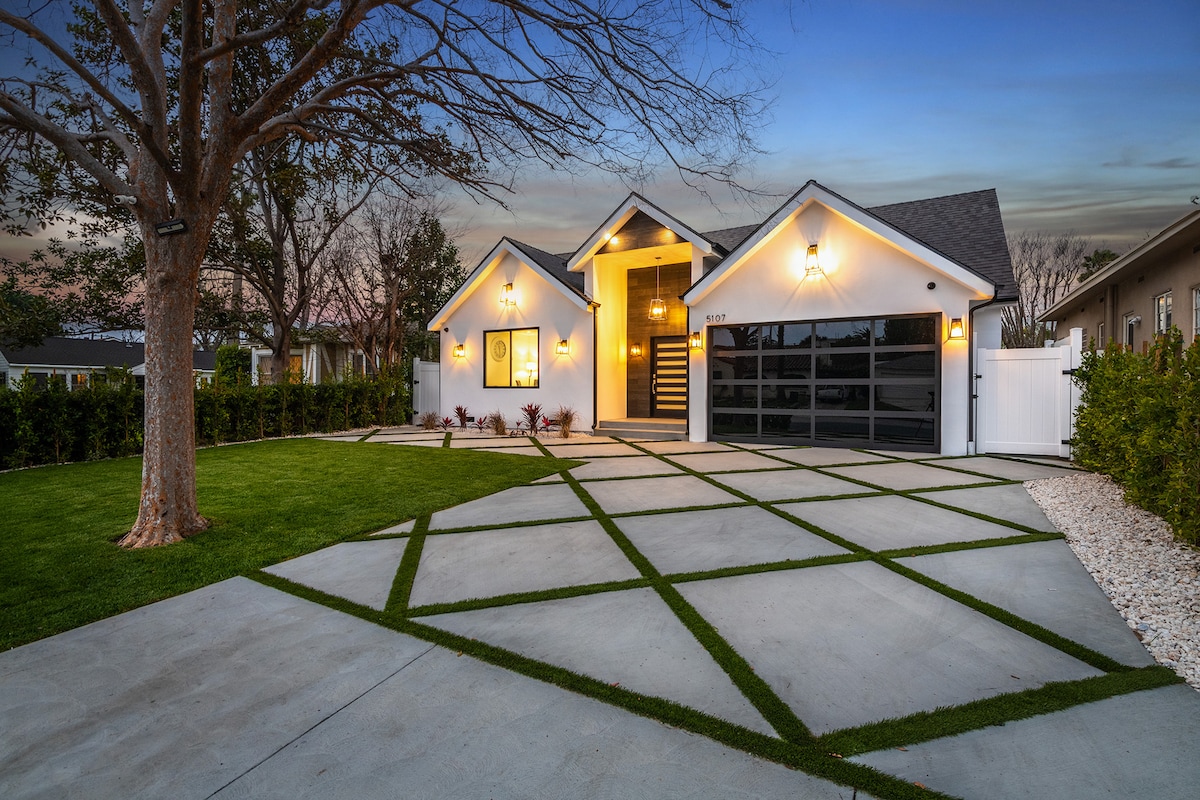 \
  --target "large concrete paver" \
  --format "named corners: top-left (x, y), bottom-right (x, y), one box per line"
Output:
top-left (854, 684), bottom-right (1200, 800)
top-left (0, 578), bottom-right (433, 800)
top-left (779, 494), bottom-right (1025, 550)
top-left (897, 541), bottom-right (1155, 666)
top-left (916, 483), bottom-right (1057, 531)
top-left (423, 587), bottom-right (776, 735)
top-left (666, 450), bottom-right (793, 473)
top-left (678, 562), bottom-right (1102, 734)
top-left (712, 468), bottom-right (867, 502)
top-left (212, 647), bottom-right (853, 800)
top-left (410, 520), bottom-right (641, 606)
top-left (767, 448), bottom-right (891, 466)
top-left (263, 539), bottom-right (408, 610)
top-left (569, 456), bottom-right (684, 480)
top-left (542, 442), bottom-right (645, 458)
top-left (429, 483), bottom-right (587, 529)
top-left (824, 461), bottom-right (999, 491)
top-left (926, 456), bottom-right (1080, 482)
top-left (615, 506), bottom-right (848, 574)
top-left (583, 475), bottom-right (743, 515)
